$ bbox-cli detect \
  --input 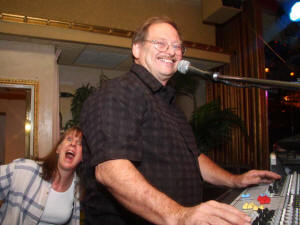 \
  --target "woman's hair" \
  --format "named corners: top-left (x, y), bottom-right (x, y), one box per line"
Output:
top-left (132, 16), bottom-right (183, 45)
top-left (36, 126), bottom-right (82, 181)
